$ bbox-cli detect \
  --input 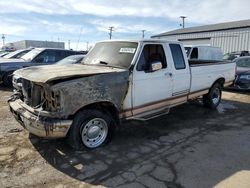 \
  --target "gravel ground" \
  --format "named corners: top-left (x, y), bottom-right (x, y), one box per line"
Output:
top-left (0, 84), bottom-right (250, 188)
